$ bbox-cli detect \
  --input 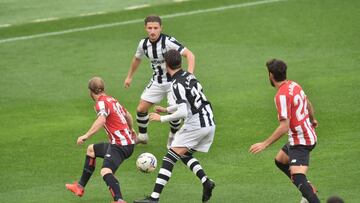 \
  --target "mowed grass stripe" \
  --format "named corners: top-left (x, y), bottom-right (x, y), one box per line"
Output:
top-left (0, 0), bottom-right (286, 44)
